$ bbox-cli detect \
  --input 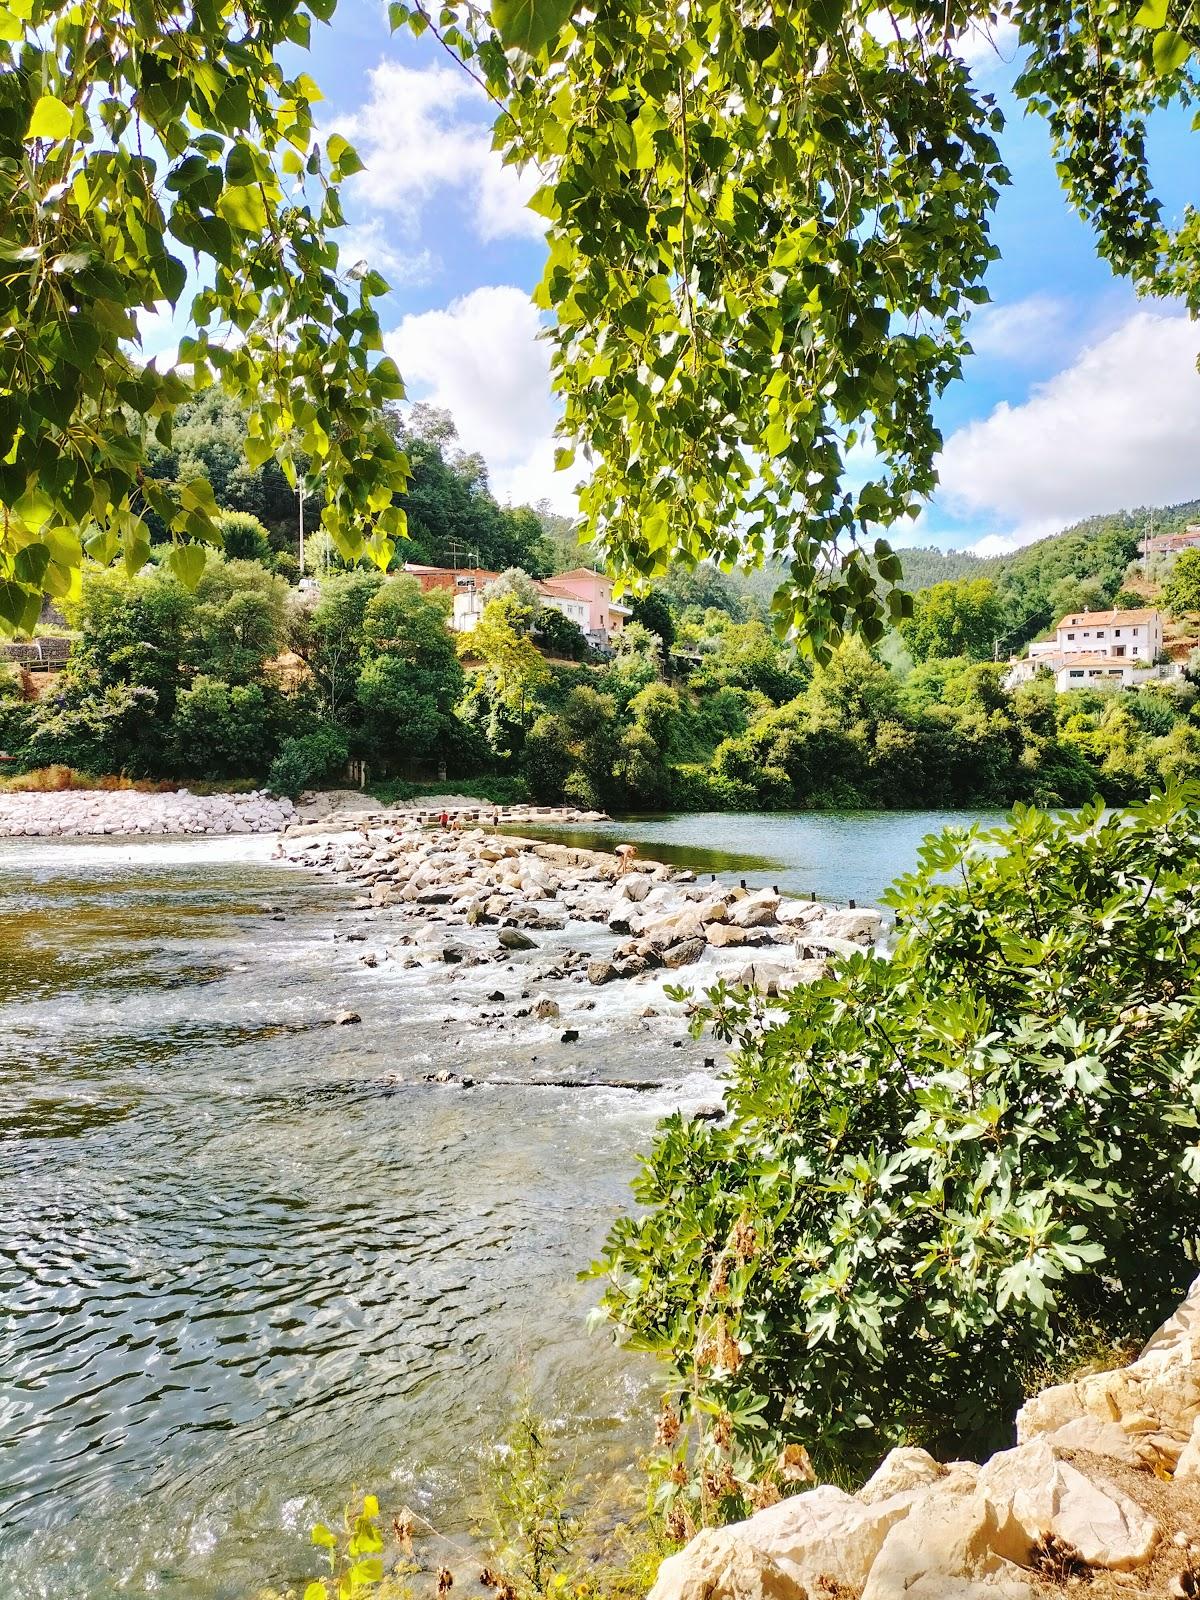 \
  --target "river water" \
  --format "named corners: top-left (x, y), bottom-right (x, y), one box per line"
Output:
top-left (0, 810), bottom-right (999, 1599)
